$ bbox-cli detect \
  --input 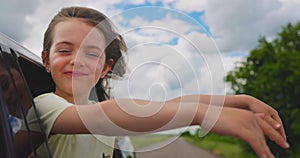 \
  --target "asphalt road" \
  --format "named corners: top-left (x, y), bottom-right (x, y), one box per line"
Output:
top-left (135, 137), bottom-right (222, 158)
